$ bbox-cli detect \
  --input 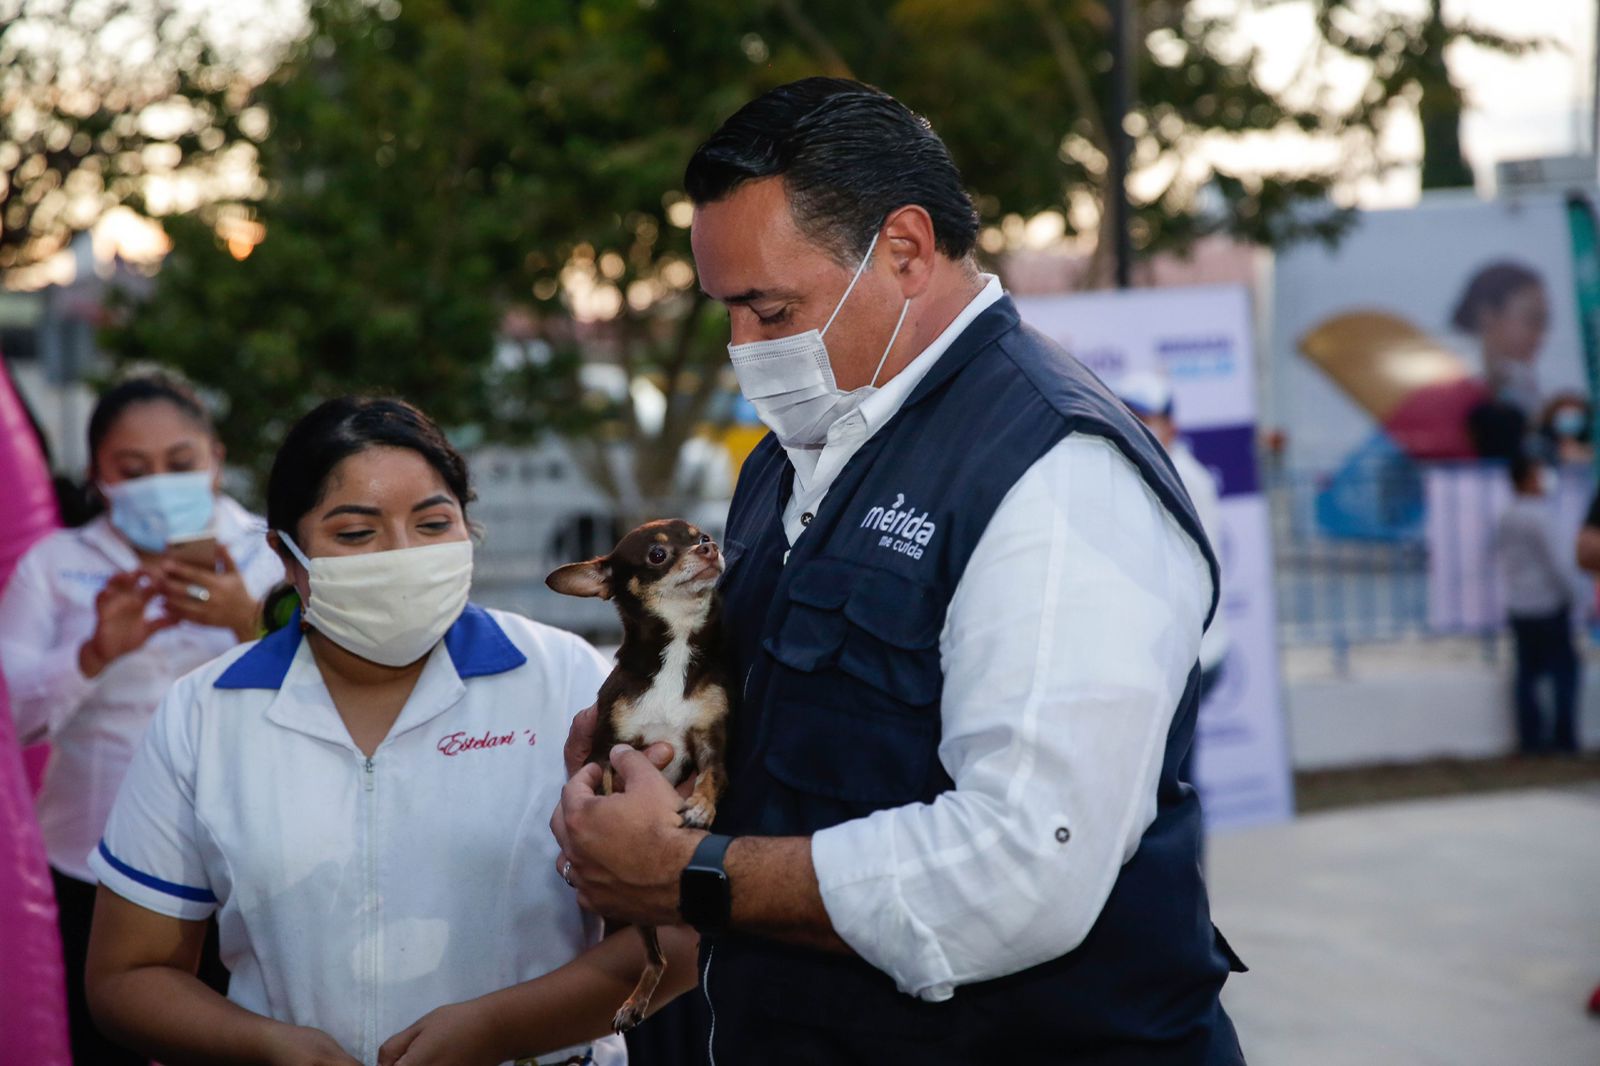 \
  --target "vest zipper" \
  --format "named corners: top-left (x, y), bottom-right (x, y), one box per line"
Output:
top-left (362, 754), bottom-right (378, 1060)
top-left (701, 944), bottom-right (717, 1066)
